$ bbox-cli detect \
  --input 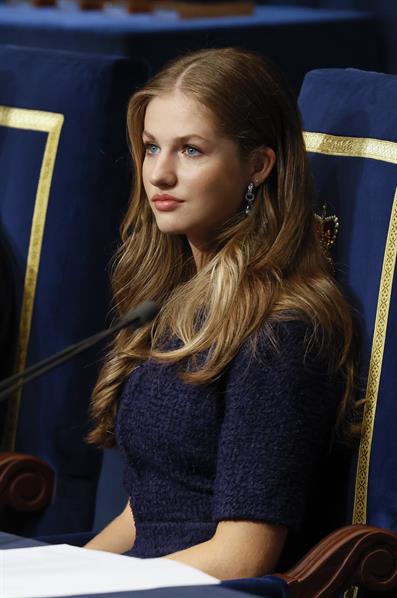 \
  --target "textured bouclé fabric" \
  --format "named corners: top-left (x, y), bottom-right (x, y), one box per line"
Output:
top-left (115, 319), bottom-right (342, 558)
